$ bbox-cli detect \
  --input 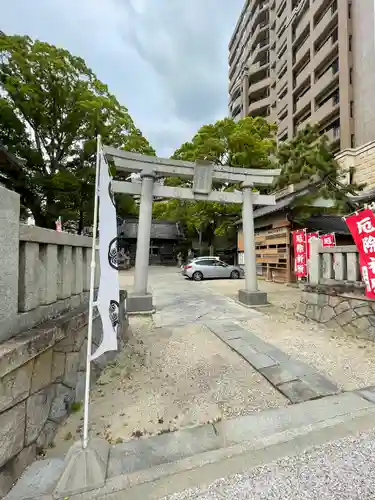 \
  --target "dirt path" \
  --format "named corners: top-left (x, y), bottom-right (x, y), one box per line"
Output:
top-left (48, 315), bottom-right (286, 457)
